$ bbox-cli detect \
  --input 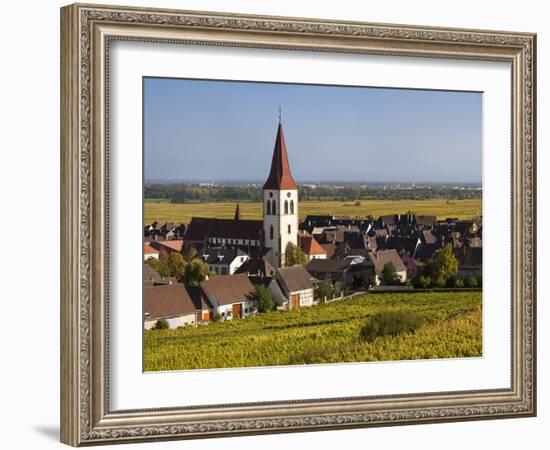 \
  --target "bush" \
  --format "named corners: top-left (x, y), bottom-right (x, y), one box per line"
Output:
top-left (414, 275), bottom-right (432, 289)
top-left (360, 310), bottom-right (425, 342)
top-left (454, 278), bottom-right (465, 288)
top-left (465, 276), bottom-right (478, 288)
top-left (153, 318), bottom-right (169, 330)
